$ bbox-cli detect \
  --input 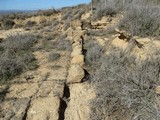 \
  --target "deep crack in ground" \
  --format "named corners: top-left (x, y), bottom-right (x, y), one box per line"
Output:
top-left (58, 83), bottom-right (70, 120)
